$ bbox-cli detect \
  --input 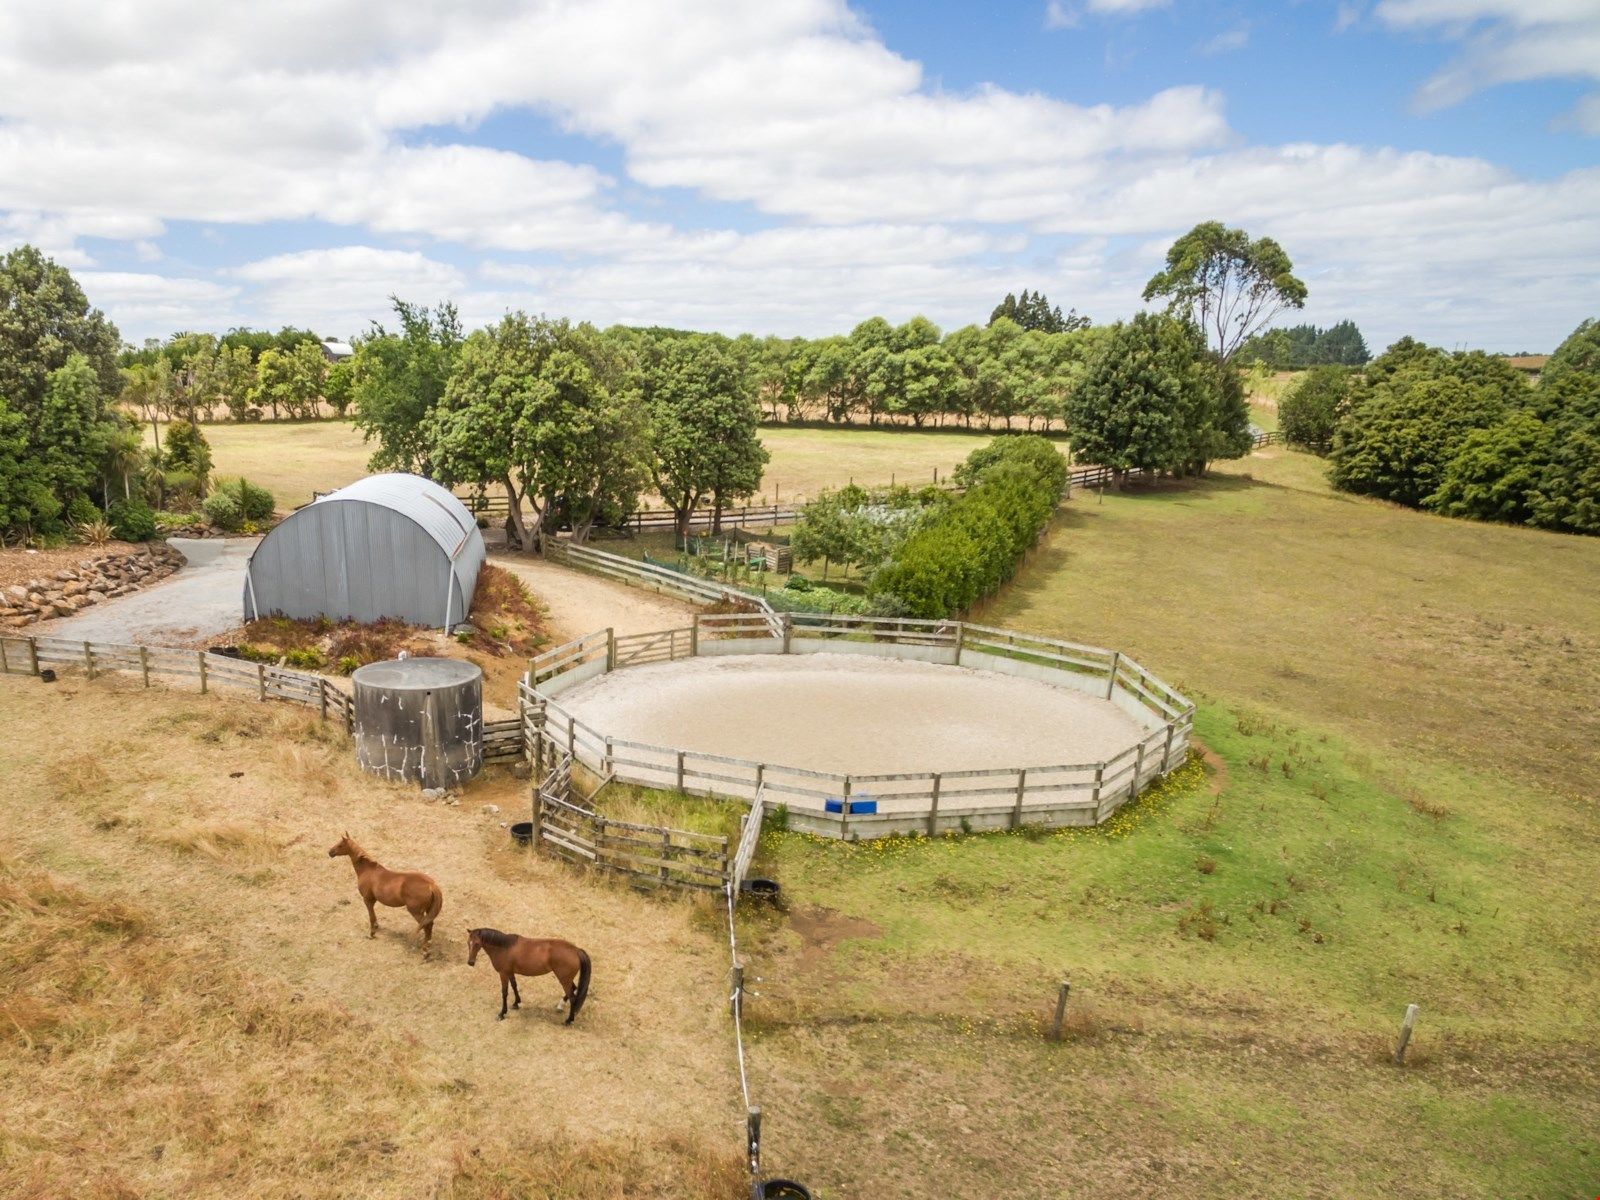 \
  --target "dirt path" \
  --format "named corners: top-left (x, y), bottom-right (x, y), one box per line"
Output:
top-left (32, 537), bottom-right (255, 645)
top-left (491, 551), bottom-right (696, 644)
